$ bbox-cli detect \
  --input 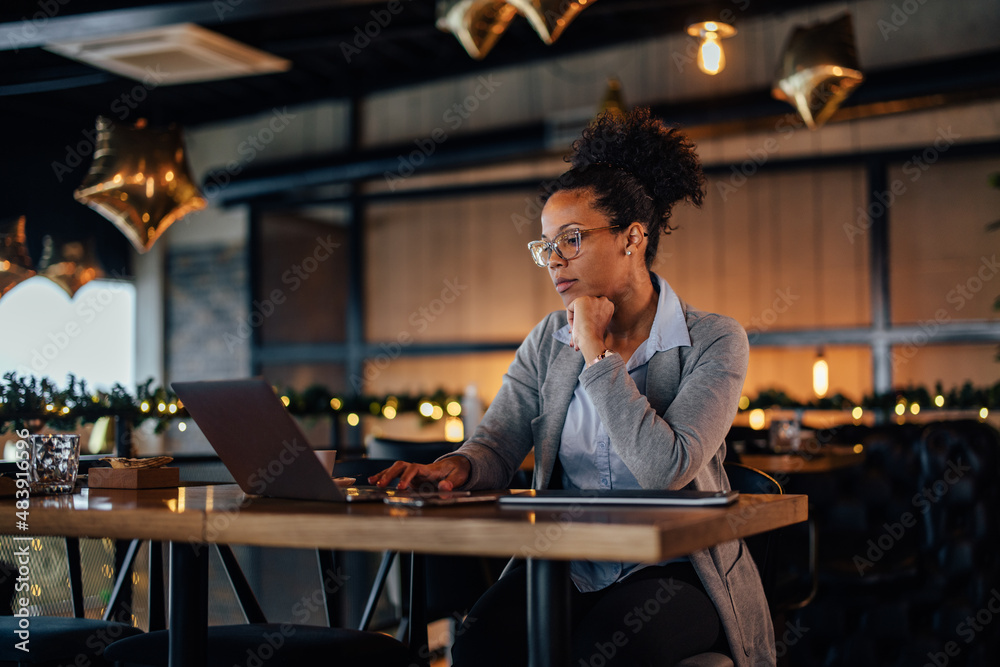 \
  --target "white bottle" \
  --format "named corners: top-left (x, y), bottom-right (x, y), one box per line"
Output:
top-left (461, 384), bottom-right (483, 437)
